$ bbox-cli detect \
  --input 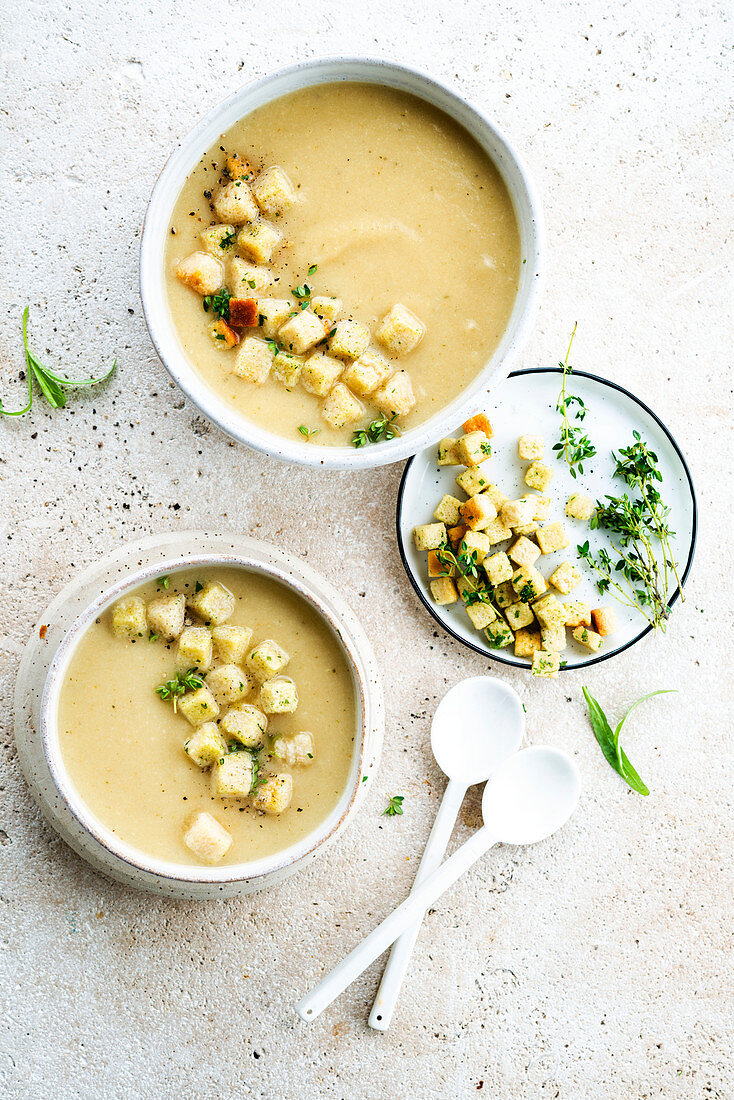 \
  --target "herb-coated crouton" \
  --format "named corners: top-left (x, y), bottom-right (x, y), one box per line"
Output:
top-left (591, 608), bottom-right (618, 636)
top-left (184, 722), bottom-right (228, 769)
top-left (512, 567), bottom-right (547, 602)
top-left (413, 523), bottom-right (447, 551)
top-left (256, 298), bottom-right (292, 338)
top-left (500, 499), bottom-right (536, 529)
top-left (183, 812), bottom-right (232, 864)
top-left (260, 676), bottom-right (299, 714)
top-left (531, 649), bottom-right (560, 678)
top-left (515, 628), bottom-right (542, 659)
top-left (251, 773), bottom-right (293, 815)
top-left (226, 153), bottom-right (252, 181)
top-left (220, 705), bottom-right (268, 748)
top-left (541, 623), bottom-right (567, 652)
top-left (111, 596), bottom-right (148, 639)
top-left (271, 351), bottom-right (303, 387)
top-left (251, 165), bottom-right (296, 217)
top-left (311, 295), bottom-right (342, 321)
top-left (232, 336), bottom-right (275, 384)
top-left (522, 493), bottom-right (552, 521)
top-left (376, 303), bottom-right (425, 357)
top-left (342, 349), bottom-right (391, 396)
top-left (228, 297), bottom-right (258, 328)
top-left (518, 434), bottom-right (544, 460)
top-left (462, 413), bottom-right (493, 438)
top-left (456, 431), bottom-right (492, 467)
top-left (447, 524), bottom-right (467, 547)
top-left (506, 601), bottom-right (535, 630)
top-left (177, 626), bottom-right (213, 671)
top-left (549, 561), bottom-right (582, 595)
top-left (208, 318), bottom-right (240, 348)
top-left (508, 535), bottom-right (541, 569)
top-left (427, 549), bottom-right (454, 577)
top-left (460, 493), bottom-right (497, 531)
top-left (525, 462), bottom-right (554, 492)
top-left (437, 437), bottom-right (461, 466)
top-left (536, 522), bottom-right (570, 555)
top-left (572, 625), bottom-right (603, 651)
top-left (434, 494), bottom-right (463, 526)
top-left (456, 467), bottom-right (491, 497)
top-left (457, 576), bottom-right (488, 604)
top-left (188, 582), bottom-right (236, 626)
top-left (278, 309), bottom-right (328, 356)
top-left (205, 664), bottom-right (250, 707)
top-left (174, 251), bottom-right (224, 296)
top-left (483, 517), bottom-right (514, 546)
top-left (228, 257), bottom-right (272, 295)
top-left (212, 624), bottom-right (253, 665)
top-left (466, 600), bottom-right (497, 629)
top-left (329, 319), bottom-right (370, 361)
top-left (200, 224), bottom-right (236, 256)
top-left (246, 639), bottom-right (290, 682)
top-left (213, 180), bottom-right (259, 224)
top-left (178, 685), bottom-right (220, 726)
top-left (513, 522), bottom-right (538, 537)
top-left (482, 484), bottom-right (509, 510)
top-left (146, 594), bottom-right (186, 641)
top-left (430, 576), bottom-right (459, 605)
top-left (212, 751), bottom-right (253, 799)
top-left (562, 601), bottom-right (592, 629)
top-left (271, 731), bottom-right (314, 766)
top-left (460, 530), bottom-right (490, 565)
top-left (484, 551), bottom-right (513, 586)
top-left (373, 370), bottom-right (416, 418)
top-left (321, 382), bottom-right (363, 428)
top-left (532, 593), bottom-right (567, 629)
top-left (493, 581), bottom-right (516, 609)
top-left (300, 352), bottom-right (343, 396)
top-left (566, 492), bottom-right (595, 521)
top-left (485, 621), bottom-right (514, 648)
top-left (237, 219), bottom-right (282, 264)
